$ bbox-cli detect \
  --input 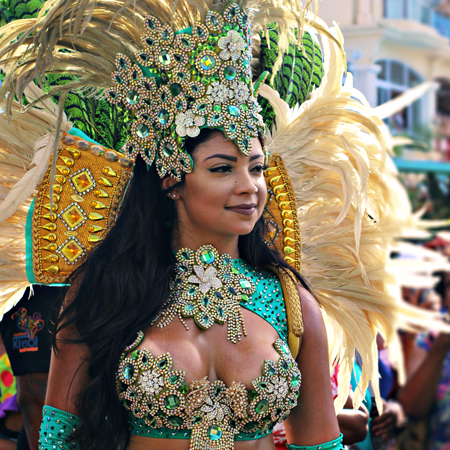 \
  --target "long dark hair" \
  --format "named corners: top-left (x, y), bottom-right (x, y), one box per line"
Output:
top-left (53, 129), bottom-right (307, 450)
